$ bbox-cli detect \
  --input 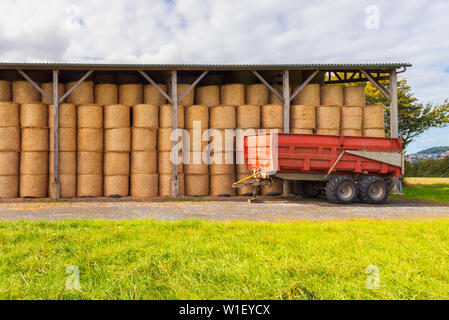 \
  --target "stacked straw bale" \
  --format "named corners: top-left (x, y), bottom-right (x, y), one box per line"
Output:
top-left (320, 85), bottom-right (344, 105)
top-left (363, 105), bottom-right (385, 137)
top-left (0, 102), bottom-right (20, 198)
top-left (343, 86), bottom-right (366, 106)
top-left (20, 103), bottom-right (48, 197)
top-left (316, 106), bottom-right (340, 136)
top-left (66, 81), bottom-right (94, 105)
top-left (144, 84), bottom-right (167, 106)
top-left (196, 85), bottom-right (220, 107)
top-left (177, 84), bottom-right (194, 106)
top-left (48, 103), bottom-right (77, 198)
top-left (220, 84), bottom-right (245, 106)
top-left (77, 104), bottom-right (103, 197)
top-left (104, 104), bottom-right (131, 197)
top-left (13, 81), bottom-right (40, 103)
top-left (119, 83), bottom-right (142, 106)
top-left (95, 79), bottom-right (118, 105)
top-left (340, 106), bottom-right (363, 136)
top-left (269, 87), bottom-right (290, 104)
top-left (0, 80), bottom-right (11, 102)
top-left (292, 84), bottom-right (320, 105)
top-left (184, 105), bottom-right (209, 196)
top-left (290, 105), bottom-right (315, 134)
top-left (246, 84), bottom-right (268, 106)
top-left (131, 104), bottom-right (158, 197)
top-left (41, 82), bottom-right (66, 104)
